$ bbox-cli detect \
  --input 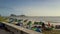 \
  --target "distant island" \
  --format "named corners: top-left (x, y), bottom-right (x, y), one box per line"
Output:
top-left (10, 14), bottom-right (26, 17)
